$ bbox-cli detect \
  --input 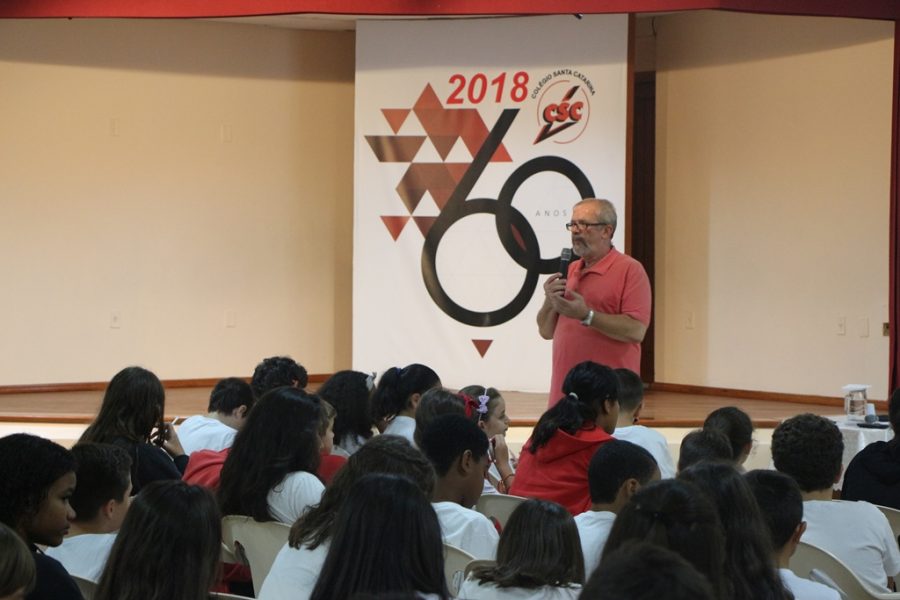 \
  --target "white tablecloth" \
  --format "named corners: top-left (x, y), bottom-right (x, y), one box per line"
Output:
top-left (827, 415), bottom-right (895, 488)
